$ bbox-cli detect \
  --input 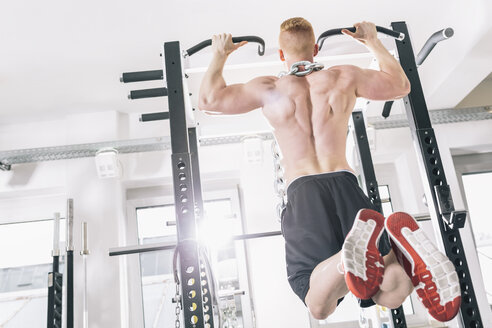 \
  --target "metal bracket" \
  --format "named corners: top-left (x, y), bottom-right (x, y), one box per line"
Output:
top-left (434, 185), bottom-right (466, 230)
top-left (434, 185), bottom-right (454, 214)
top-left (445, 210), bottom-right (467, 230)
